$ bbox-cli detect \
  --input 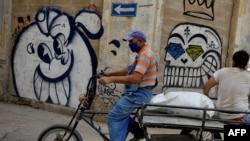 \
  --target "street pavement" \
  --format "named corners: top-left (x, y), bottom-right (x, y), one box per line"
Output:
top-left (0, 102), bottom-right (179, 141)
